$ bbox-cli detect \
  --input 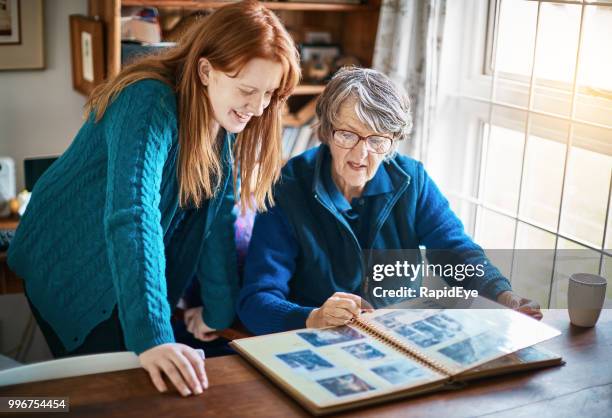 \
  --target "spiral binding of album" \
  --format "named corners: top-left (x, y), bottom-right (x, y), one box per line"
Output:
top-left (349, 316), bottom-right (455, 377)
